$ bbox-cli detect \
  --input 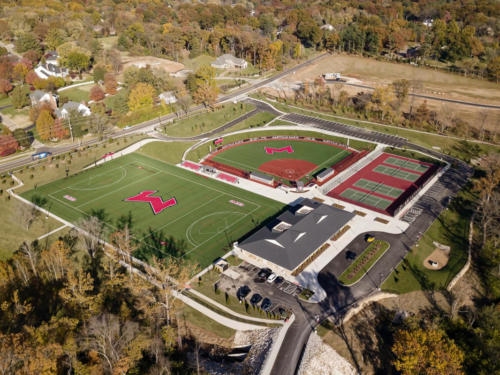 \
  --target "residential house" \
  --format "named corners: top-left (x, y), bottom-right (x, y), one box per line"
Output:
top-left (57, 101), bottom-right (91, 119)
top-left (35, 63), bottom-right (69, 79)
top-left (211, 54), bottom-right (248, 70)
top-left (321, 24), bottom-right (335, 31)
top-left (29, 90), bottom-right (58, 110)
top-left (159, 91), bottom-right (177, 105)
